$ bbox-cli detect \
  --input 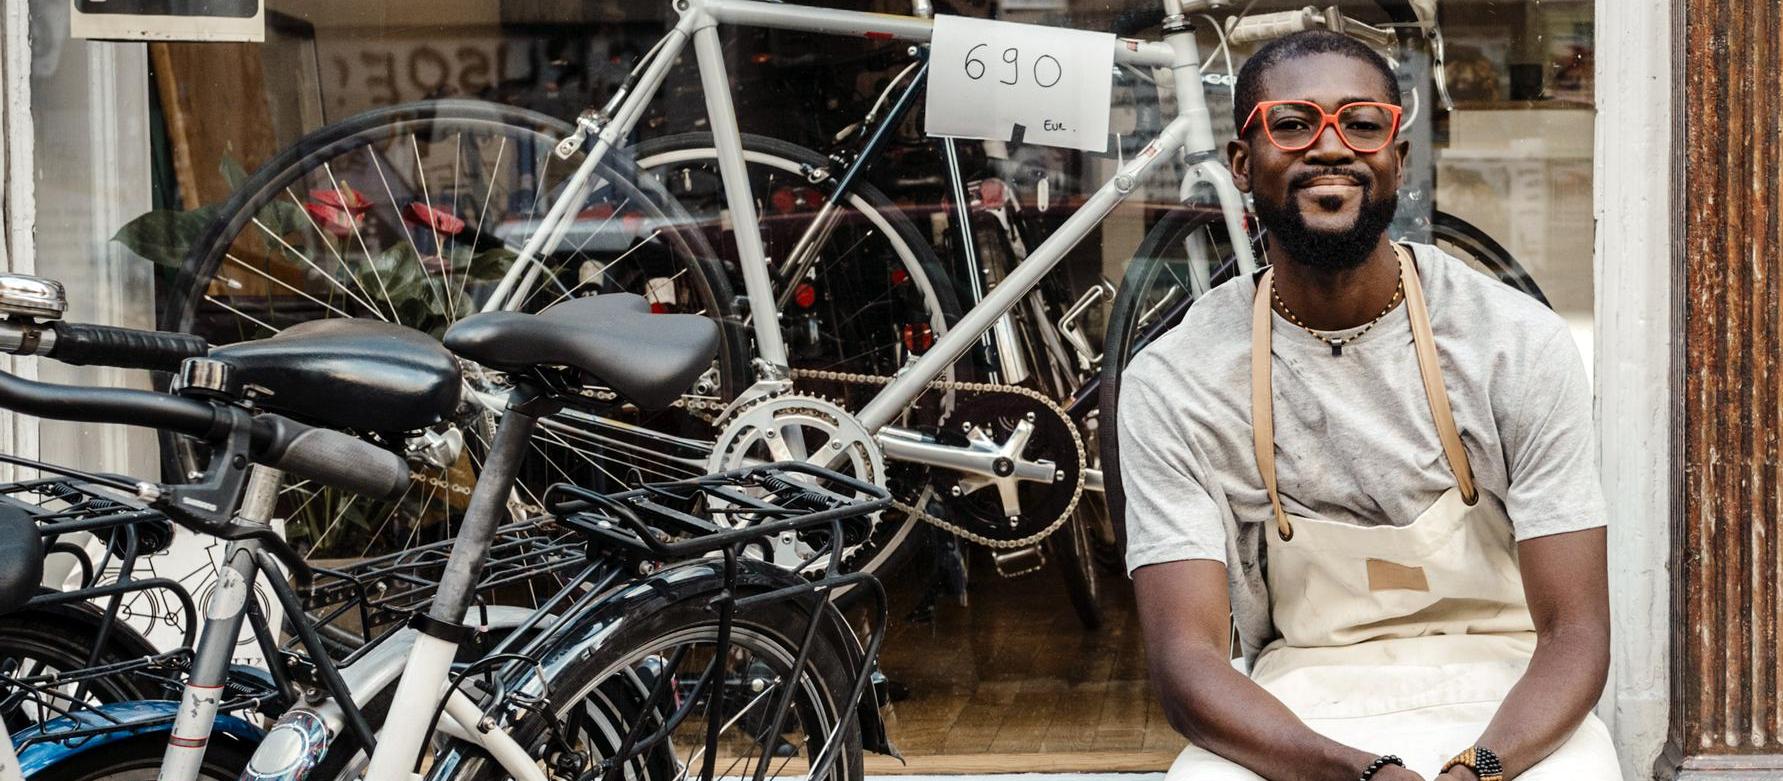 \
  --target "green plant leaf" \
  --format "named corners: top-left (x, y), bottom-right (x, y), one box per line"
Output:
top-left (110, 204), bottom-right (222, 269)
